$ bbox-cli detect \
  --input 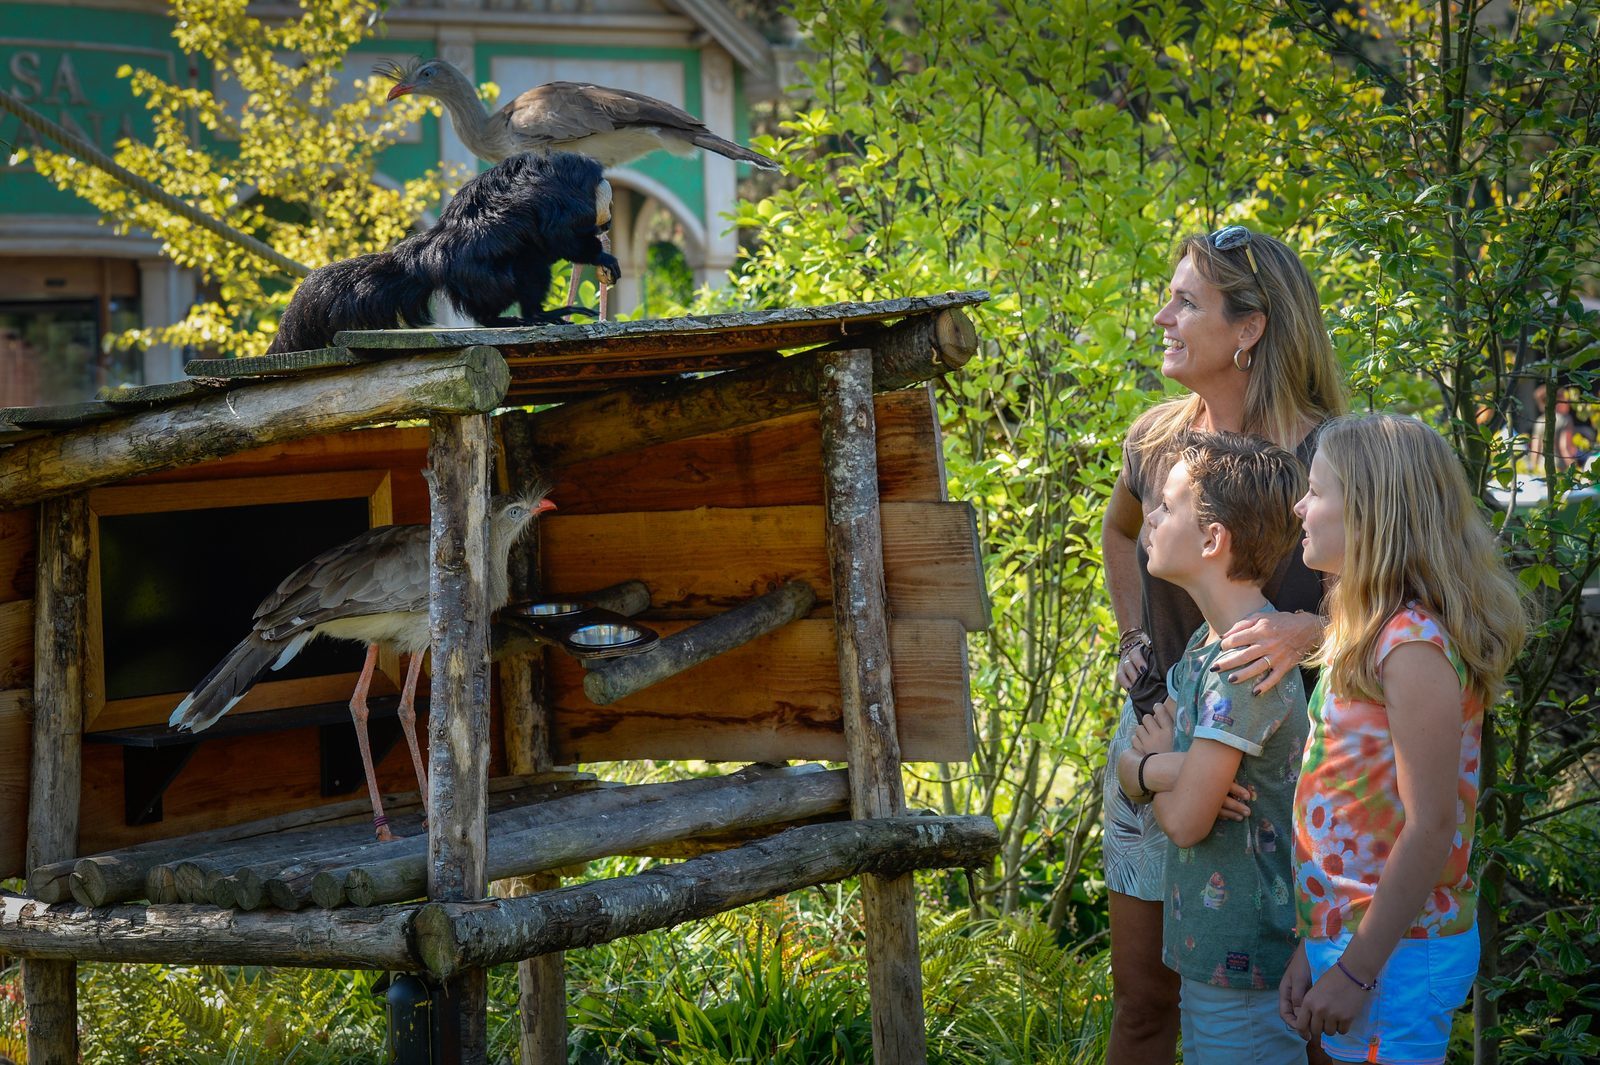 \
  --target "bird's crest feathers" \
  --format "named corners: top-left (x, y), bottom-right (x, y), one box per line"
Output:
top-left (373, 57), bottom-right (424, 86)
